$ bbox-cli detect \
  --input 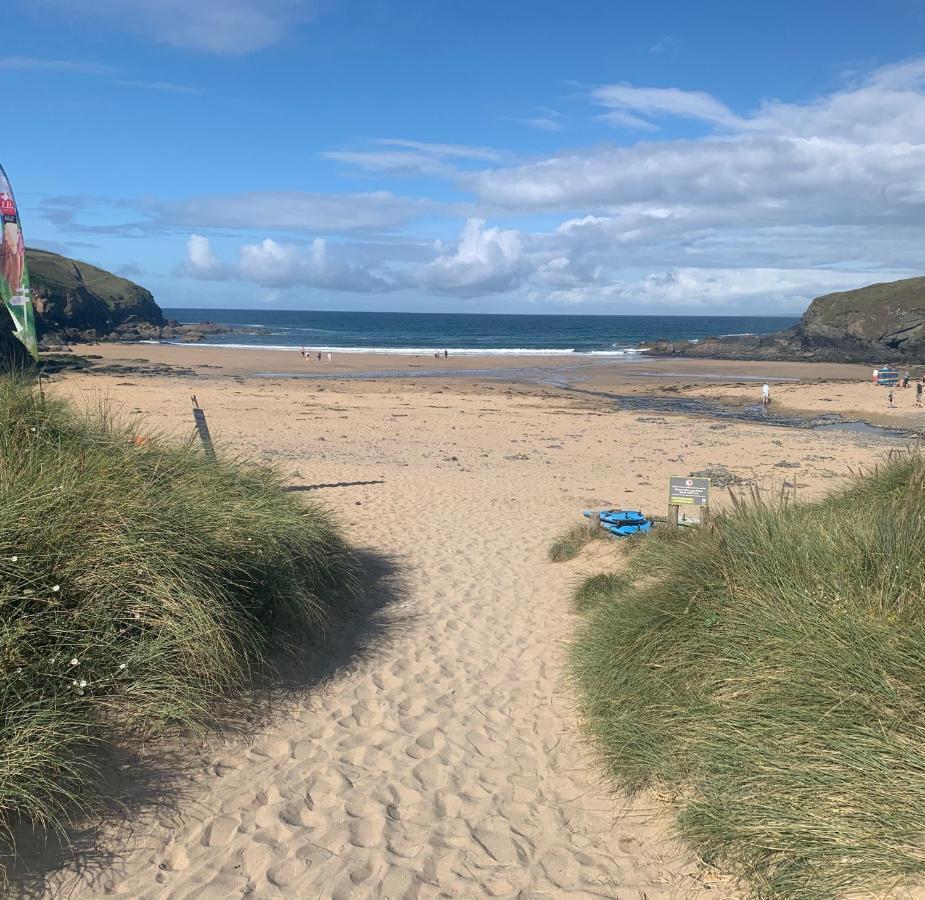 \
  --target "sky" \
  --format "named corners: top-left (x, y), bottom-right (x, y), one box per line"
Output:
top-left (3, 0), bottom-right (925, 315)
